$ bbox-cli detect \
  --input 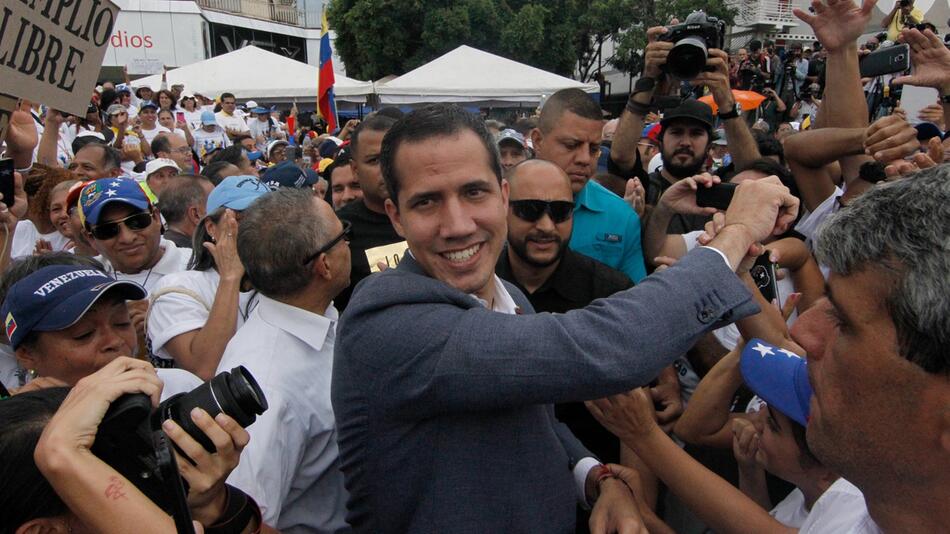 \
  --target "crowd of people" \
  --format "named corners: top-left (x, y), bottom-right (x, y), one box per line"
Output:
top-left (0, 0), bottom-right (948, 532)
